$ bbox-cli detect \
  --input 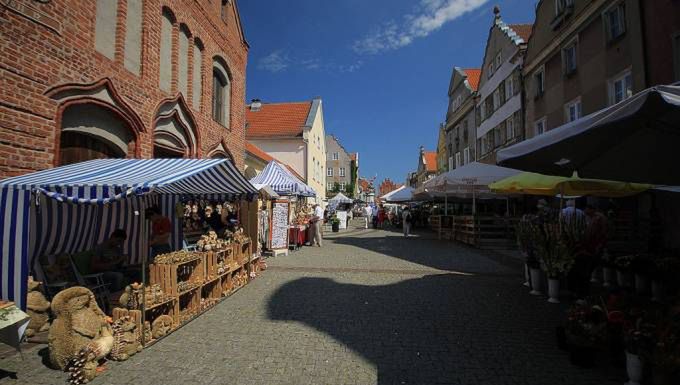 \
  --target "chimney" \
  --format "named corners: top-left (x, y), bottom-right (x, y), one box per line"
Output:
top-left (493, 5), bottom-right (501, 20)
top-left (250, 99), bottom-right (262, 111)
